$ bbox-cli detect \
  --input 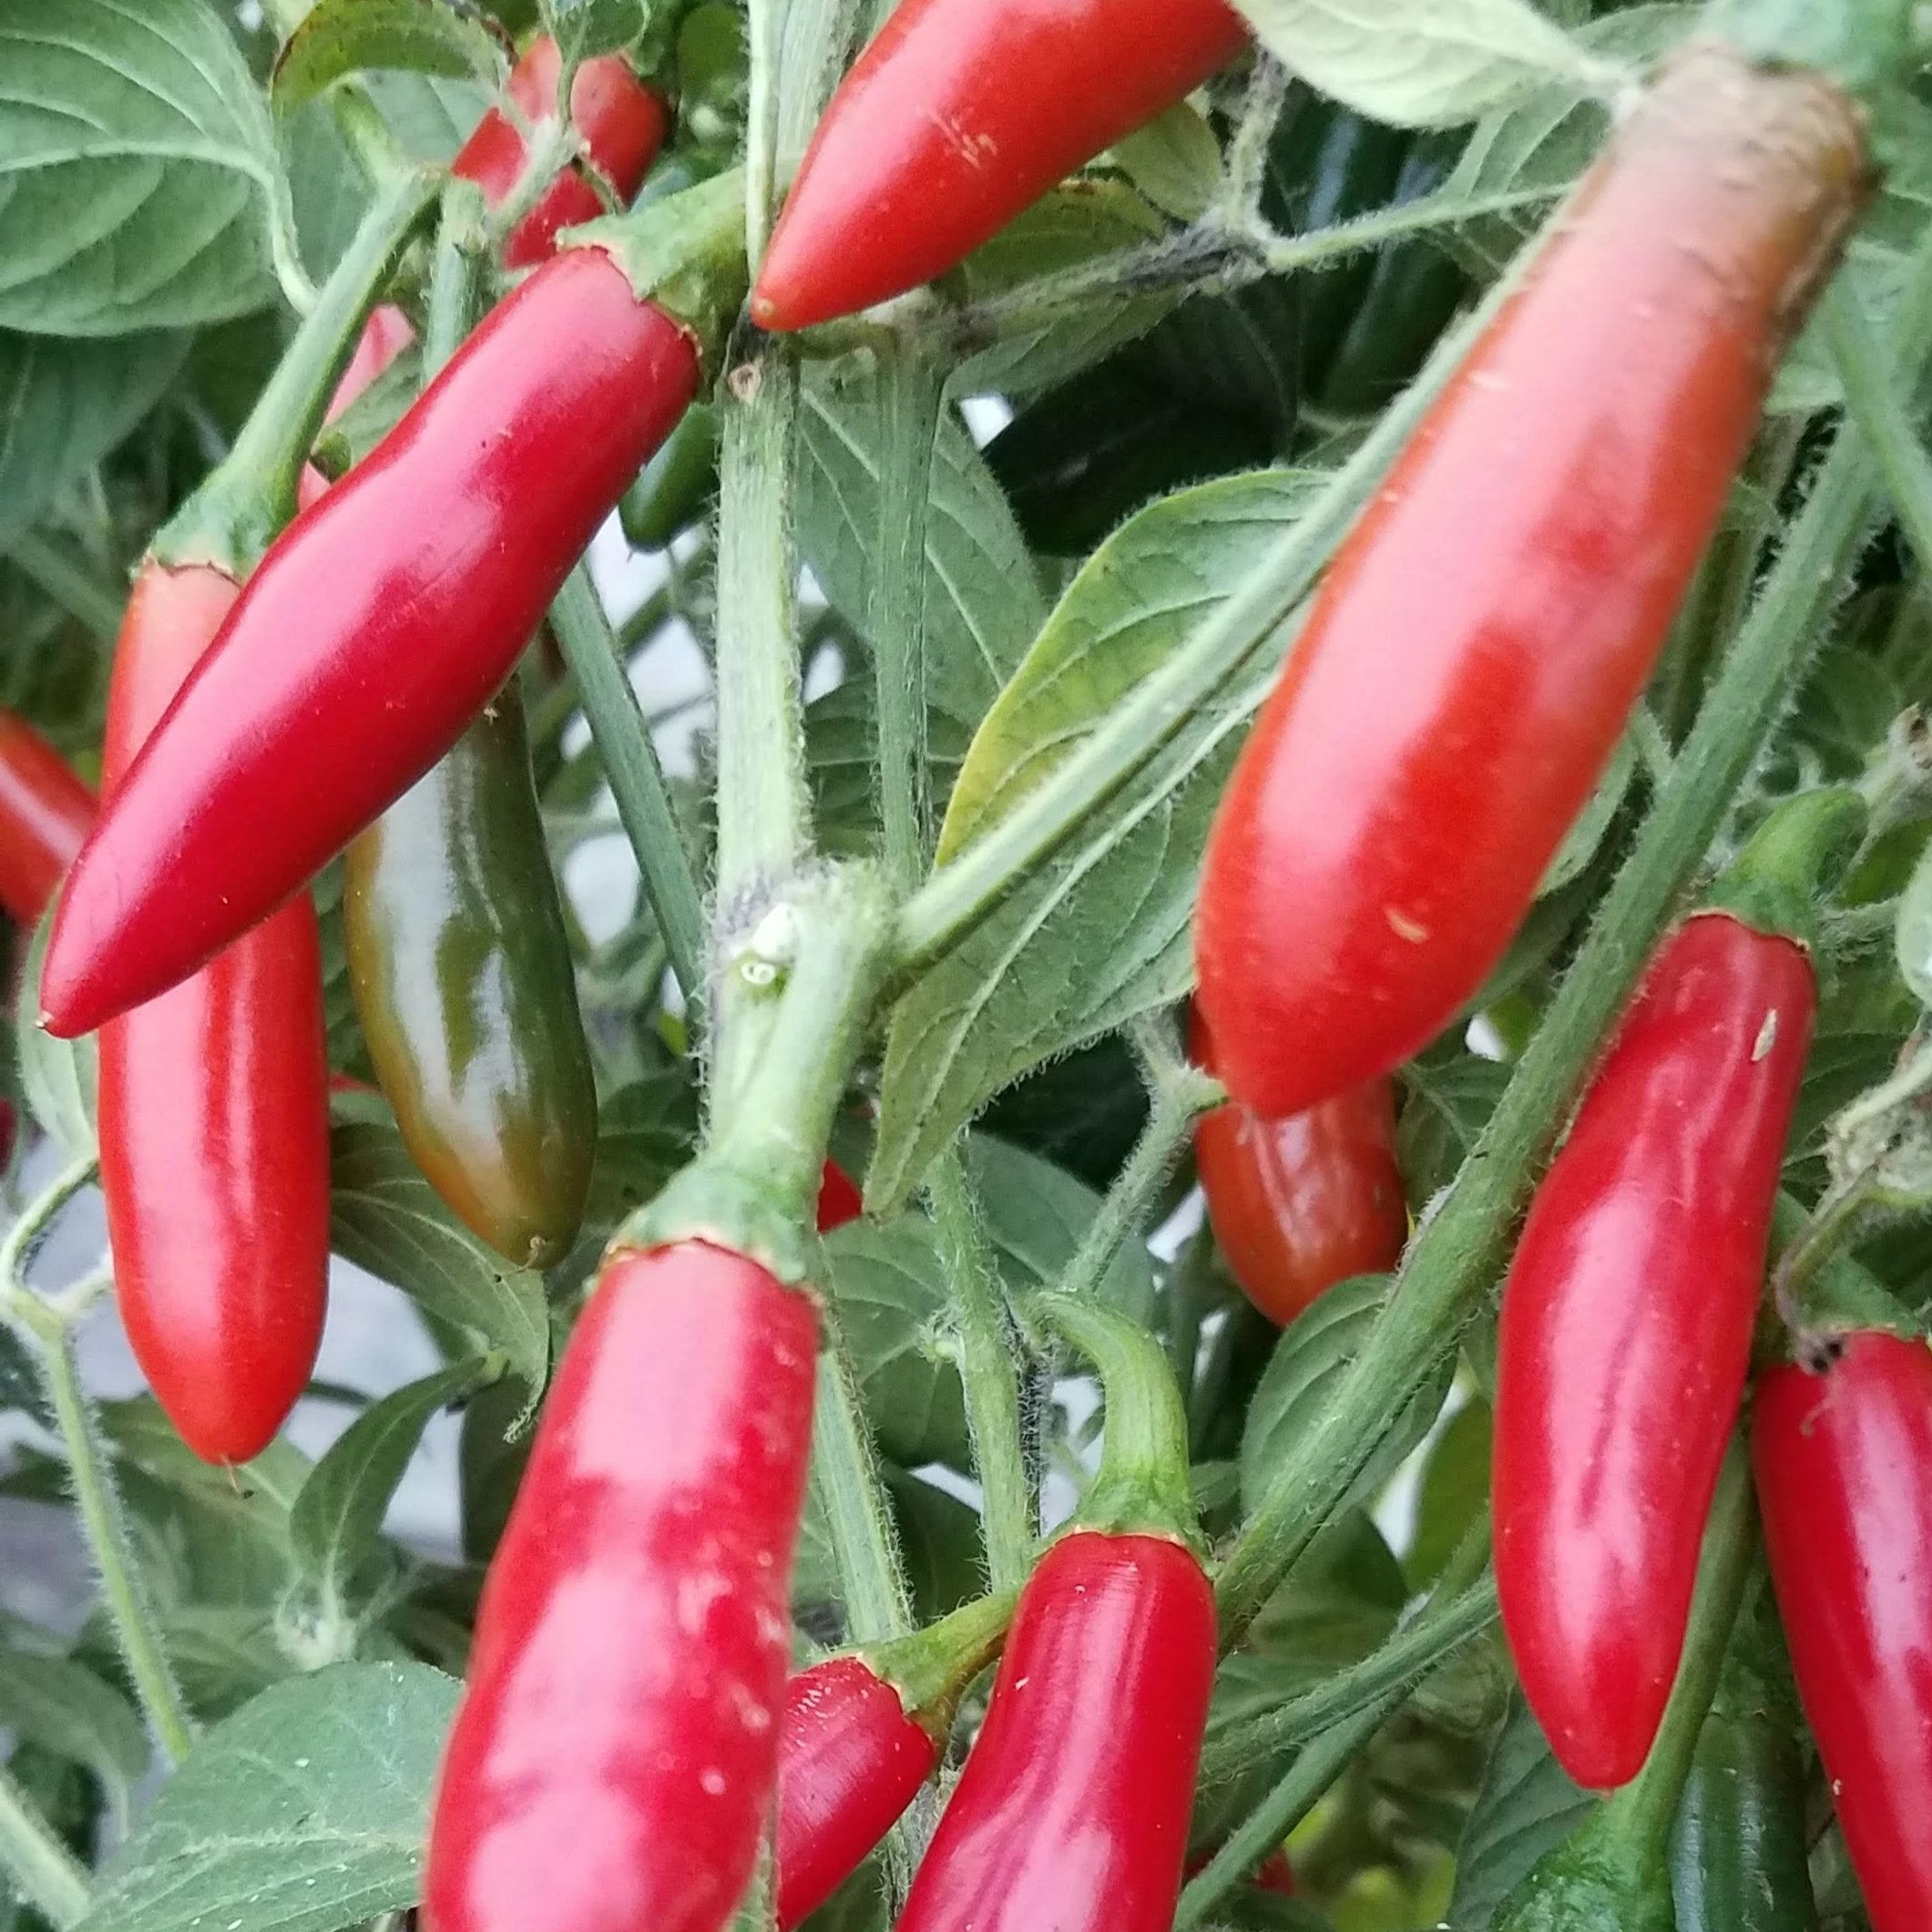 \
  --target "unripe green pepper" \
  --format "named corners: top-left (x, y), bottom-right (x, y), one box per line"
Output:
top-left (1670, 1712), bottom-right (1818, 1932)
top-left (343, 684), bottom-right (597, 1268)
top-left (620, 401), bottom-right (720, 549)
